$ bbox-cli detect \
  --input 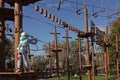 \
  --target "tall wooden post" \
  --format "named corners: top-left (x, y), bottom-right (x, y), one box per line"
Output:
top-left (106, 26), bottom-right (110, 76)
top-left (0, 0), bottom-right (5, 71)
top-left (63, 30), bottom-right (71, 80)
top-left (104, 35), bottom-right (108, 80)
top-left (116, 33), bottom-right (119, 77)
top-left (28, 44), bottom-right (31, 69)
top-left (77, 37), bottom-right (82, 80)
top-left (48, 42), bottom-right (52, 70)
top-left (66, 30), bottom-right (70, 80)
top-left (48, 42), bottom-right (52, 77)
top-left (91, 39), bottom-right (95, 80)
top-left (51, 26), bottom-right (61, 80)
top-left (84, 5), bottom-right (91, 80)
top-left (14, 1), bottom-right (23, 71)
